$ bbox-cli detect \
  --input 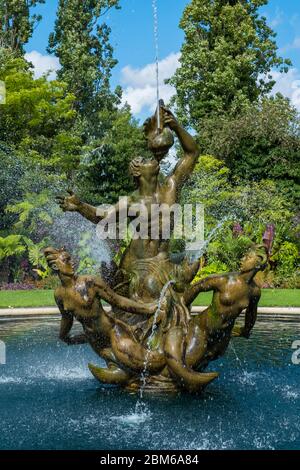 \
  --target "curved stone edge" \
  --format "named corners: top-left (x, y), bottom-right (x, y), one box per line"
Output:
top-left (191, 306), bottom-right (300, 315)
top-left (0, 305), bottom-right (299, 317)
